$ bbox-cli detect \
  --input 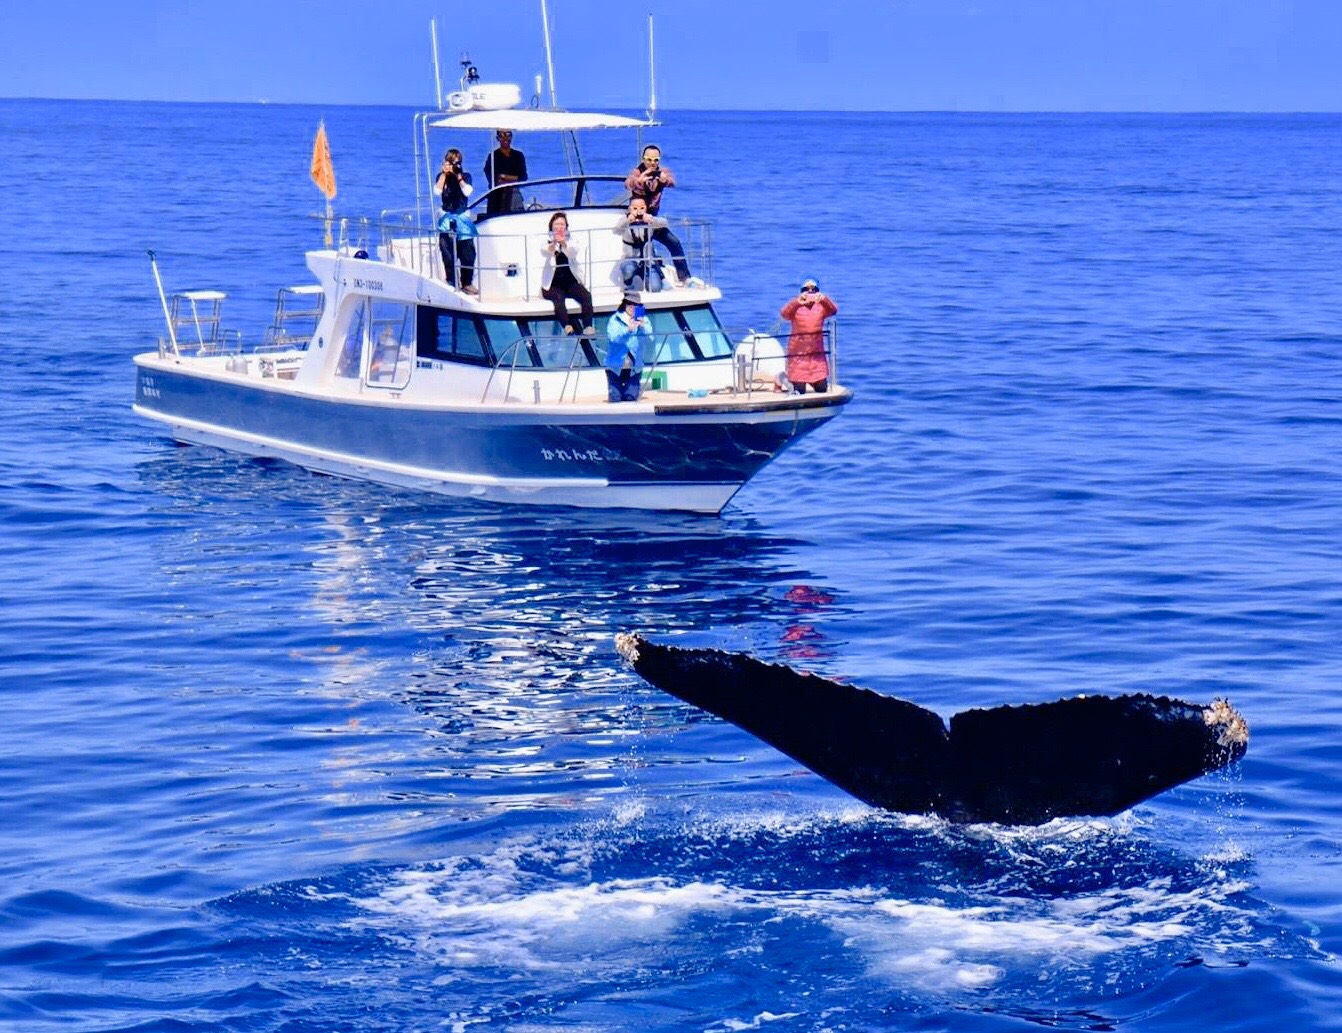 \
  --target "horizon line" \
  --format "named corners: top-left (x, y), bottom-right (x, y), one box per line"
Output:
top-left (3, 95), bottom-right (1342, 117)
